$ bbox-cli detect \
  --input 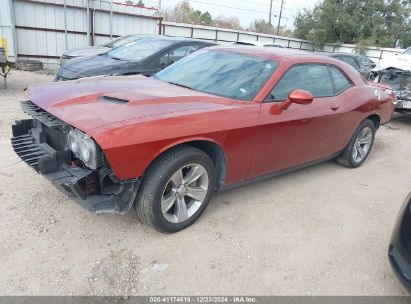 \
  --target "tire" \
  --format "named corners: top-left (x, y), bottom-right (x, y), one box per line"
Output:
top-left (136, 145), bottom-right (215, 233)
top-left (337, 119), bottom-right (376, 168)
